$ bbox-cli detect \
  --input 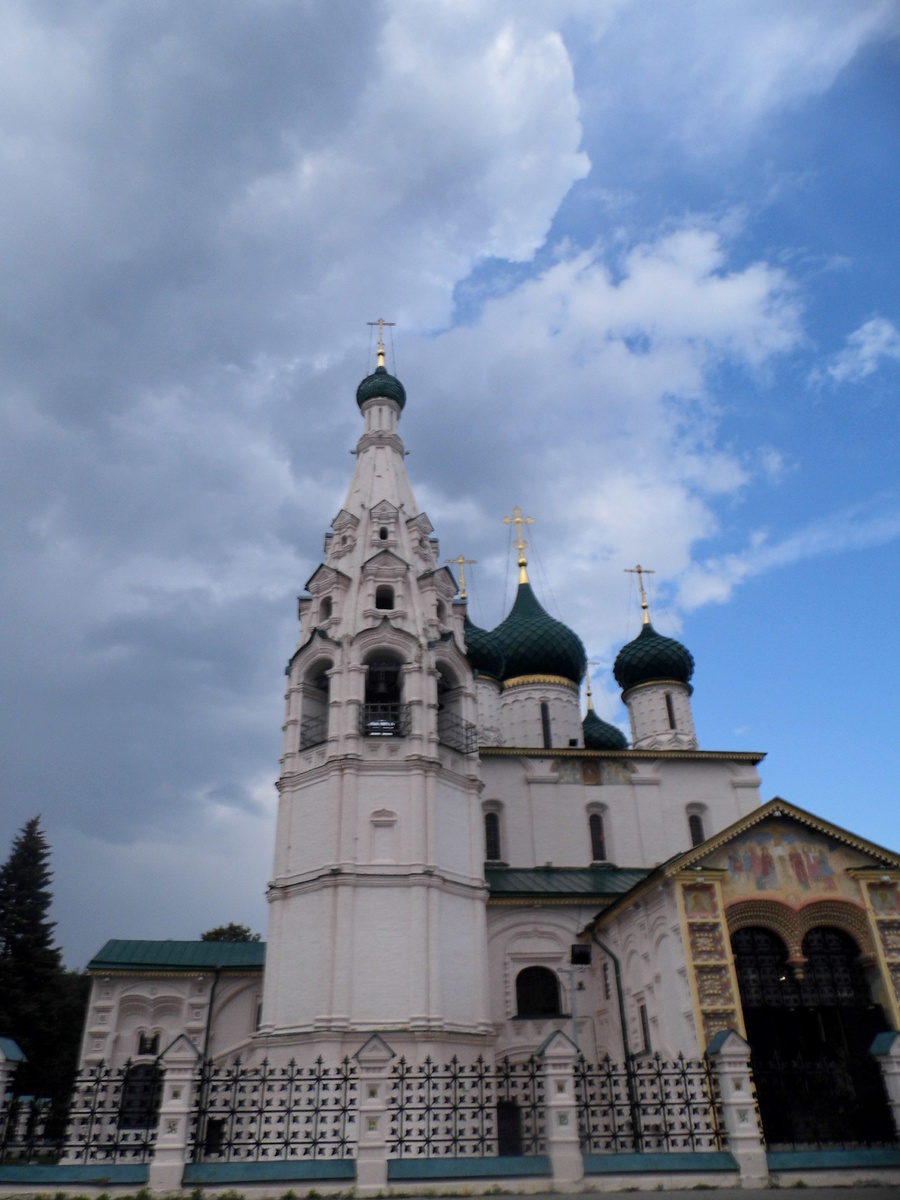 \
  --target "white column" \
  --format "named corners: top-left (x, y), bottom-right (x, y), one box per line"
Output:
top-left (538, 1031), bottom-right (584, 1185)
top-left (871, 1030), bottom-right (900, 1140)
top-left (354, 1034), bottom-right (395, 1197)
top-left (706, 1029), bottom-right (768, 1188)
top-left (148, 1040), bottom-right (201, 1192)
